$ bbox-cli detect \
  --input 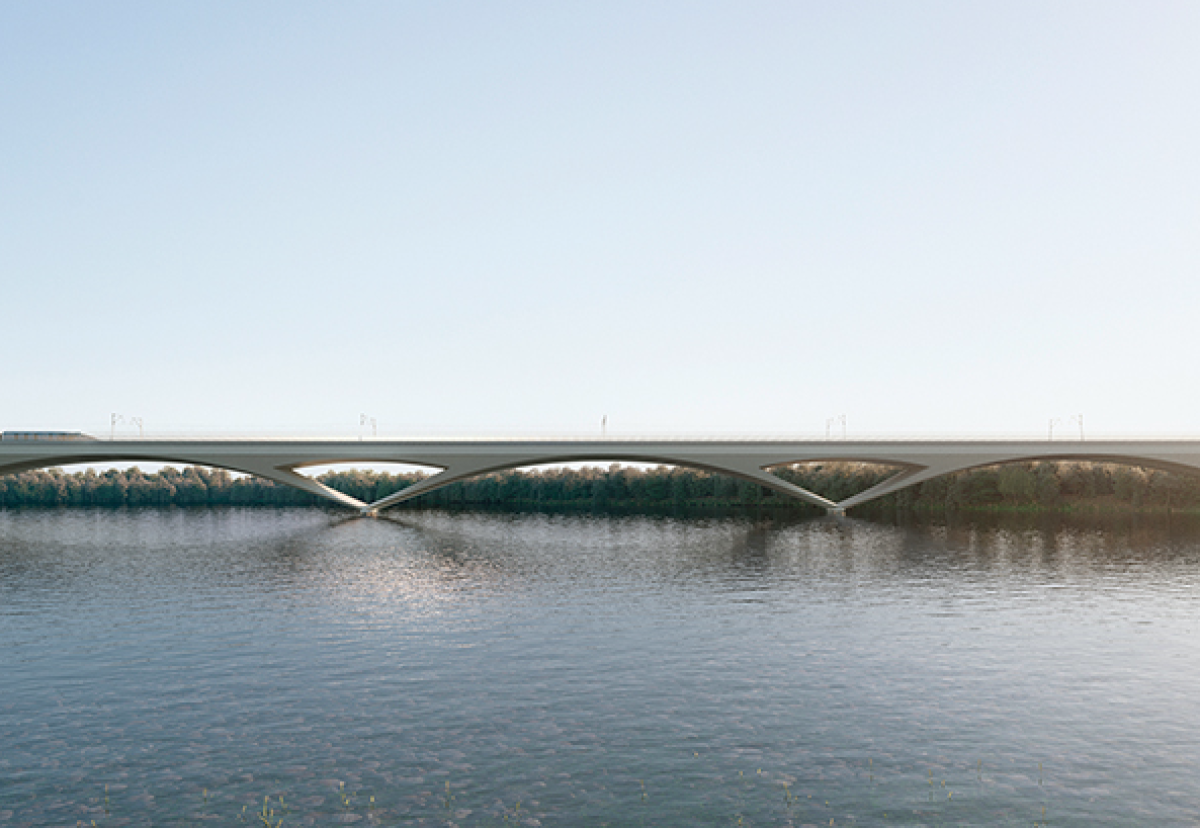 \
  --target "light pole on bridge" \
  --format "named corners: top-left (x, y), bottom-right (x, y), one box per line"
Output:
top-left (359, 414), bottom-right (377, 440)
top-left (826, 415), bottom-right (847, 440)
top-left (1048, 418), bottom-right (1062, 440)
